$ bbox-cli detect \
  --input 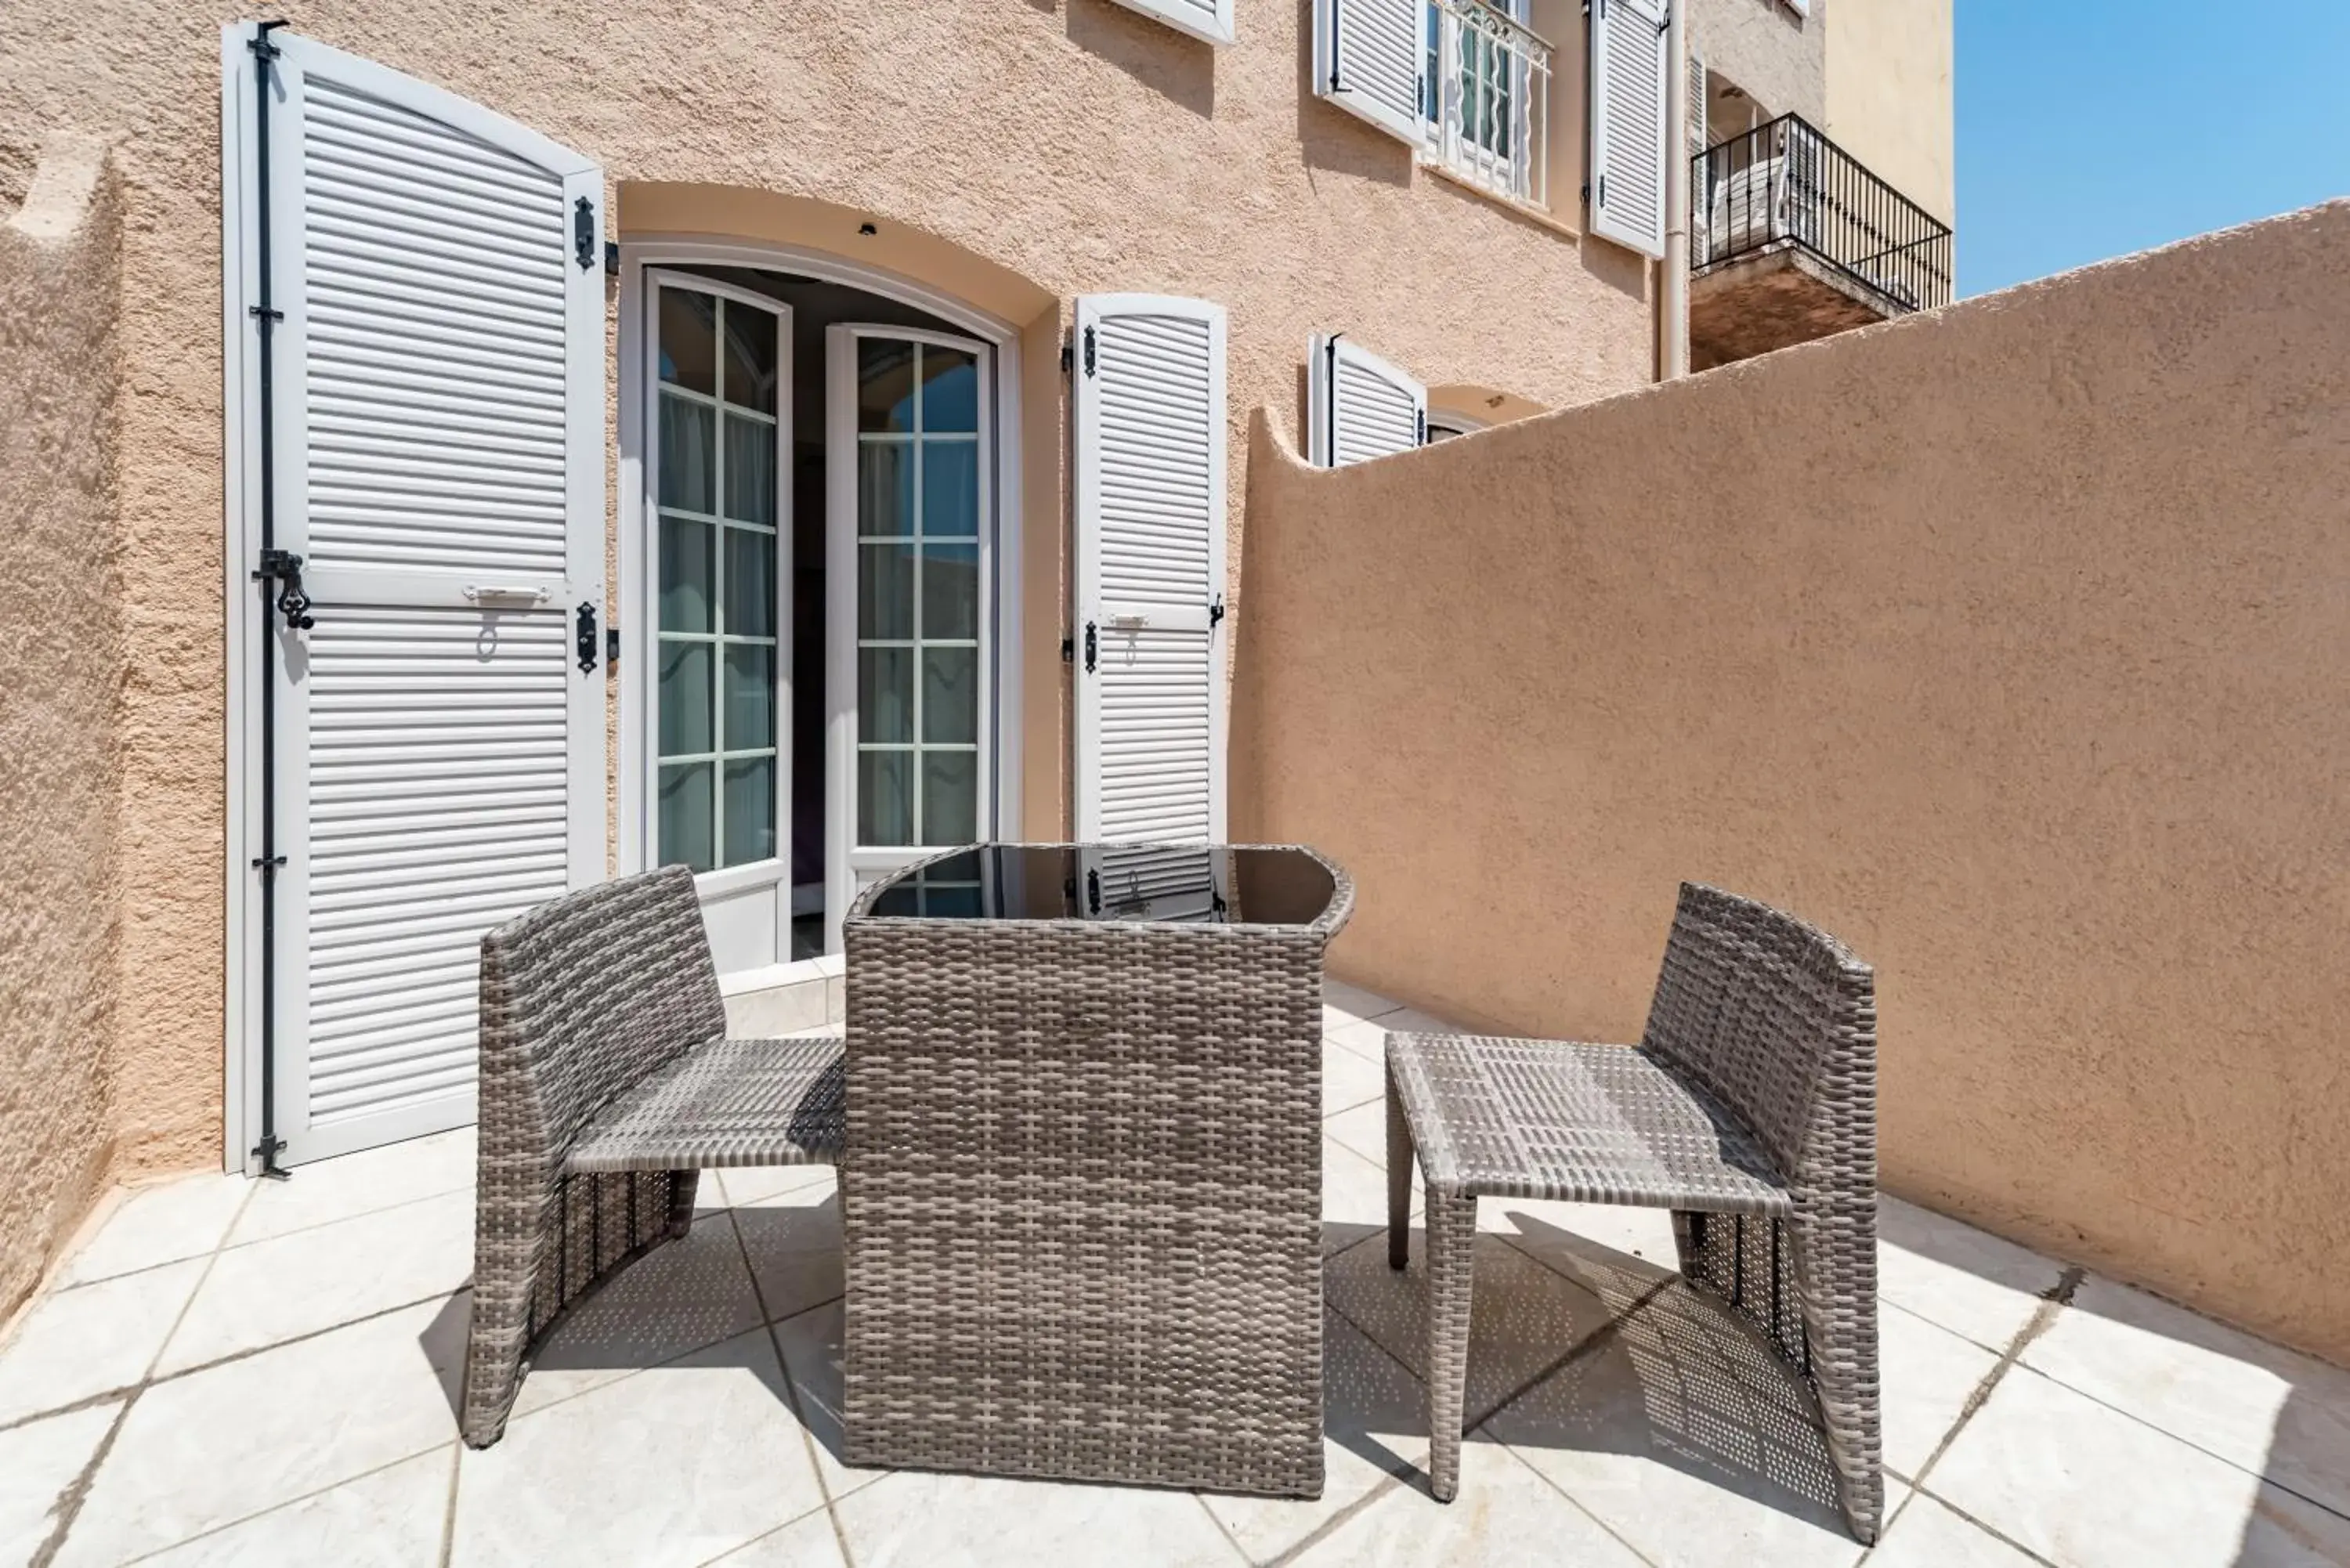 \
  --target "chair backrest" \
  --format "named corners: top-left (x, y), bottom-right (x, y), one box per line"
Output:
top-left (1639, 881), bottom-right (1876, 1186)
top-left (477, 865), bottom-right (727, 1169)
